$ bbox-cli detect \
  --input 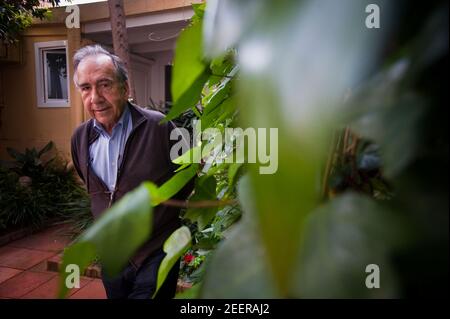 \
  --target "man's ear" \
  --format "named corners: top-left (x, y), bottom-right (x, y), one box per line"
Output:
top-left (123, 80), bottom-right (130, 97)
